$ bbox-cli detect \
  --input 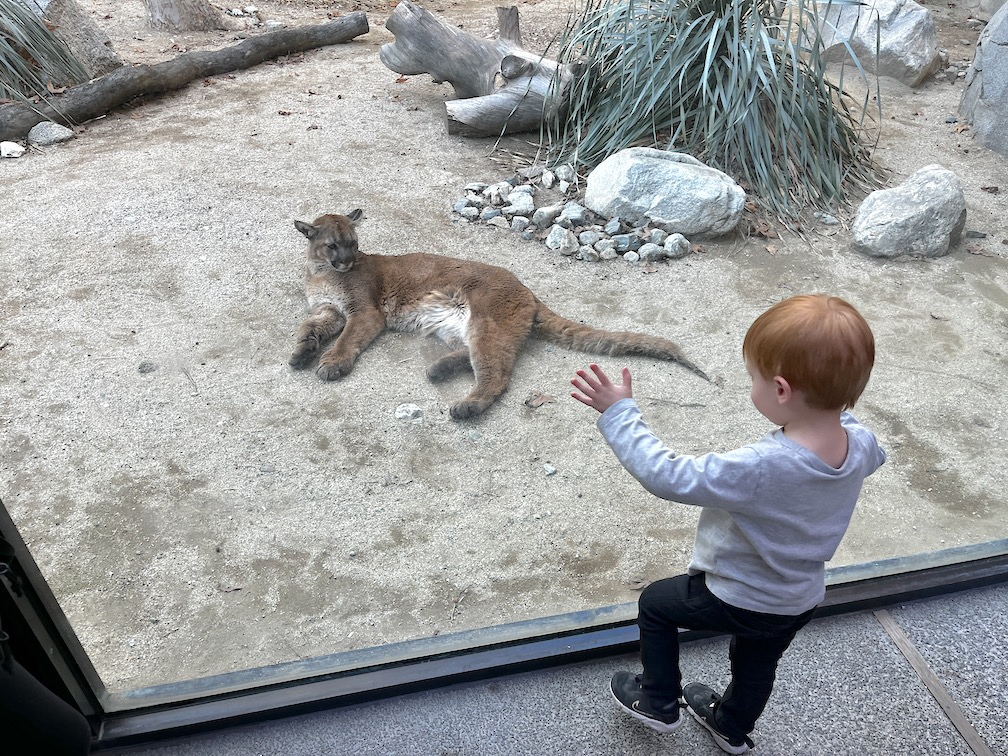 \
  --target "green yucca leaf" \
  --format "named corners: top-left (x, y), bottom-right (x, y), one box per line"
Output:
top-left (540, 0), bottom-right (883, 223)
top-left (0, 0), bottom-right (88, 114)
